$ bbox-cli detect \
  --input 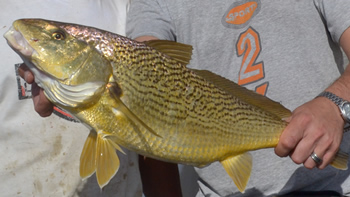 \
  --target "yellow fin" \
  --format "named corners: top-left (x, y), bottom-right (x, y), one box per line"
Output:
top-left (95, 131), bottom-right (121, 188)
top-left (330, 151), bottom-right (349, 170)
top-left (145, 40), bottom-right (193, 65)
top-left (108, 83), bottom-right (162, 138)
top-left (108, 137), bottom-right (126, 155)
top-left (220, 152), bottom-right (252, 193)
top-left (80, 130), bottom-right (97, 179)
top-left (191, 69), bottom-right (292, 120)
